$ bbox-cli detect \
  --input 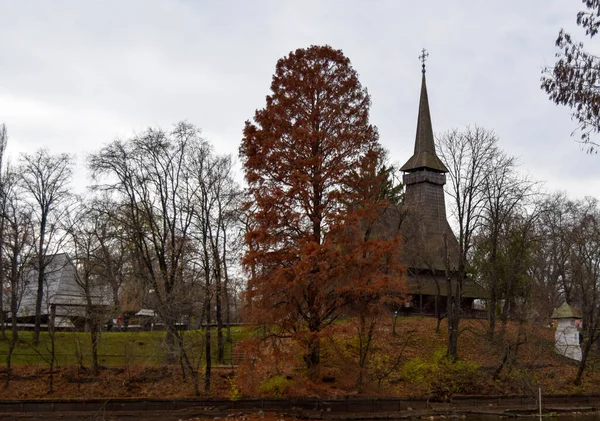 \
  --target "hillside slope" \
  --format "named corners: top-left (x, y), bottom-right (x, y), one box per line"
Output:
top-left (1, 317), bottom-right (599, 399)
